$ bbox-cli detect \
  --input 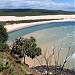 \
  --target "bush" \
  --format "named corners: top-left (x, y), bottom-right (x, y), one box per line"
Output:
top-left (0, 24), bottom-right (8, 43)
top-left (0, 42), bottom-right (9, 50)
top-left (8, 64), bottom-right (16, 75)
top-left (0, 62), bottom-right (4, 72)
top-left (0, 61), bottom-right (16, 75)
